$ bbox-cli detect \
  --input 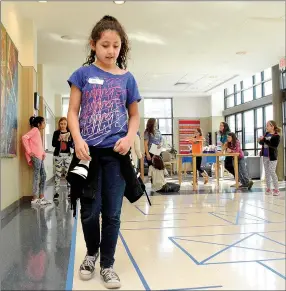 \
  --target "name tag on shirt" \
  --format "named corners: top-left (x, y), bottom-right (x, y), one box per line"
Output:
top-left (88, 77), bottom-right (104, 85)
